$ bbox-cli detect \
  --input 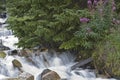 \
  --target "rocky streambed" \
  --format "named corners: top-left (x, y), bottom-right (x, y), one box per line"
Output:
top-left (0, 48), bottom-right (117, 80)
top-left (0, 33), bottom-right (117, 80)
